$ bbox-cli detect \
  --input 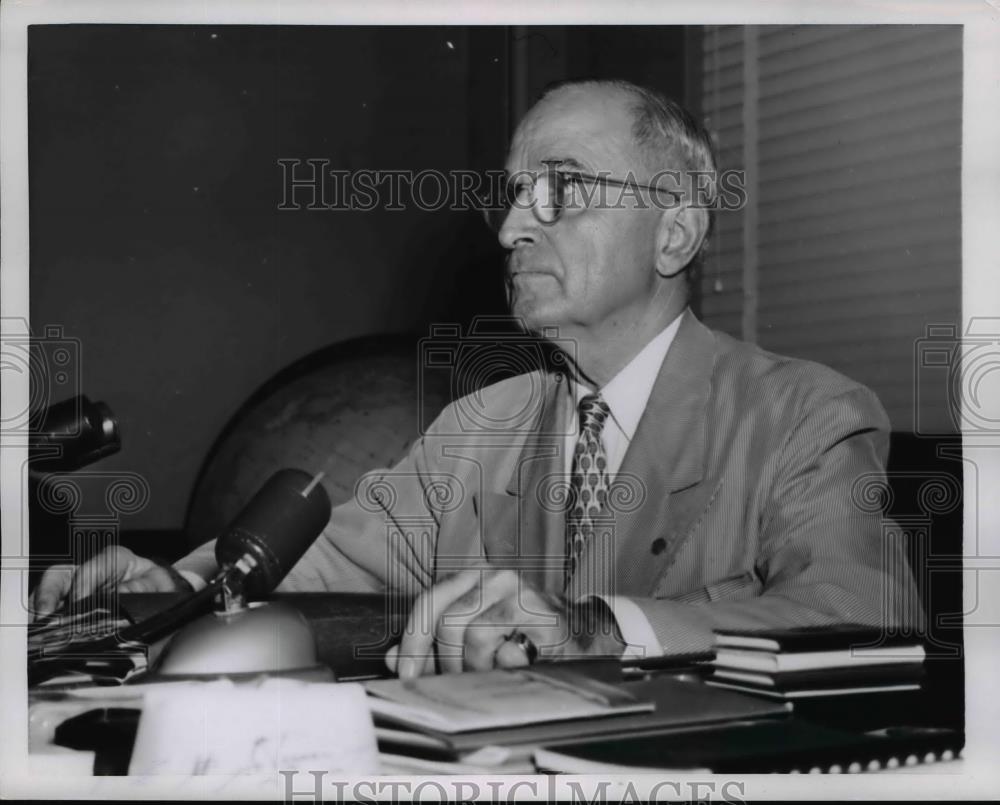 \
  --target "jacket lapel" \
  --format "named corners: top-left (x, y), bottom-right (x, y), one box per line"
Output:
top-left (489, 371), bottom-right (570, 592)
top-left (574, 311), bottom-right (719, 598)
